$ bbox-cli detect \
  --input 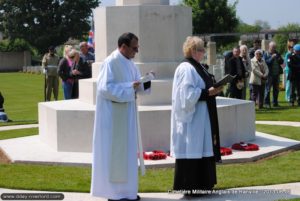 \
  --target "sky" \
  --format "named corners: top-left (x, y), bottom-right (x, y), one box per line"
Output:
top-left (100, 0), bottom-right (300, 29)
